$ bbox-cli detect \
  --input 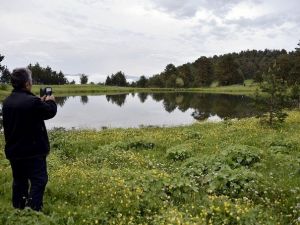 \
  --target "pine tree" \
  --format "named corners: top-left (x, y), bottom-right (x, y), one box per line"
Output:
top-left (256, 61), bottom-right (288, 126)
top-left (193, 56), bottom-right (214, 87)
top-left (177, 64), bottom-right (192, 87)
top-left (289, 40), bottom-right (300, 108)
top-left (163, 64), bottom-right (178, 88)
top-left (0, 55), bottom-right (10, 91)
top-left (80, 74), bottom-right (88, 84)
top-left (216, 55), bottom-right (244, 86)
top-left (136, 76), bottom-right (147, 87)
top-left (0, 67), bottom-right (11, 83)
top-left (0, 54), bottom-right (4, 72)
top-left (105, 76), bottom-right (112, 85)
